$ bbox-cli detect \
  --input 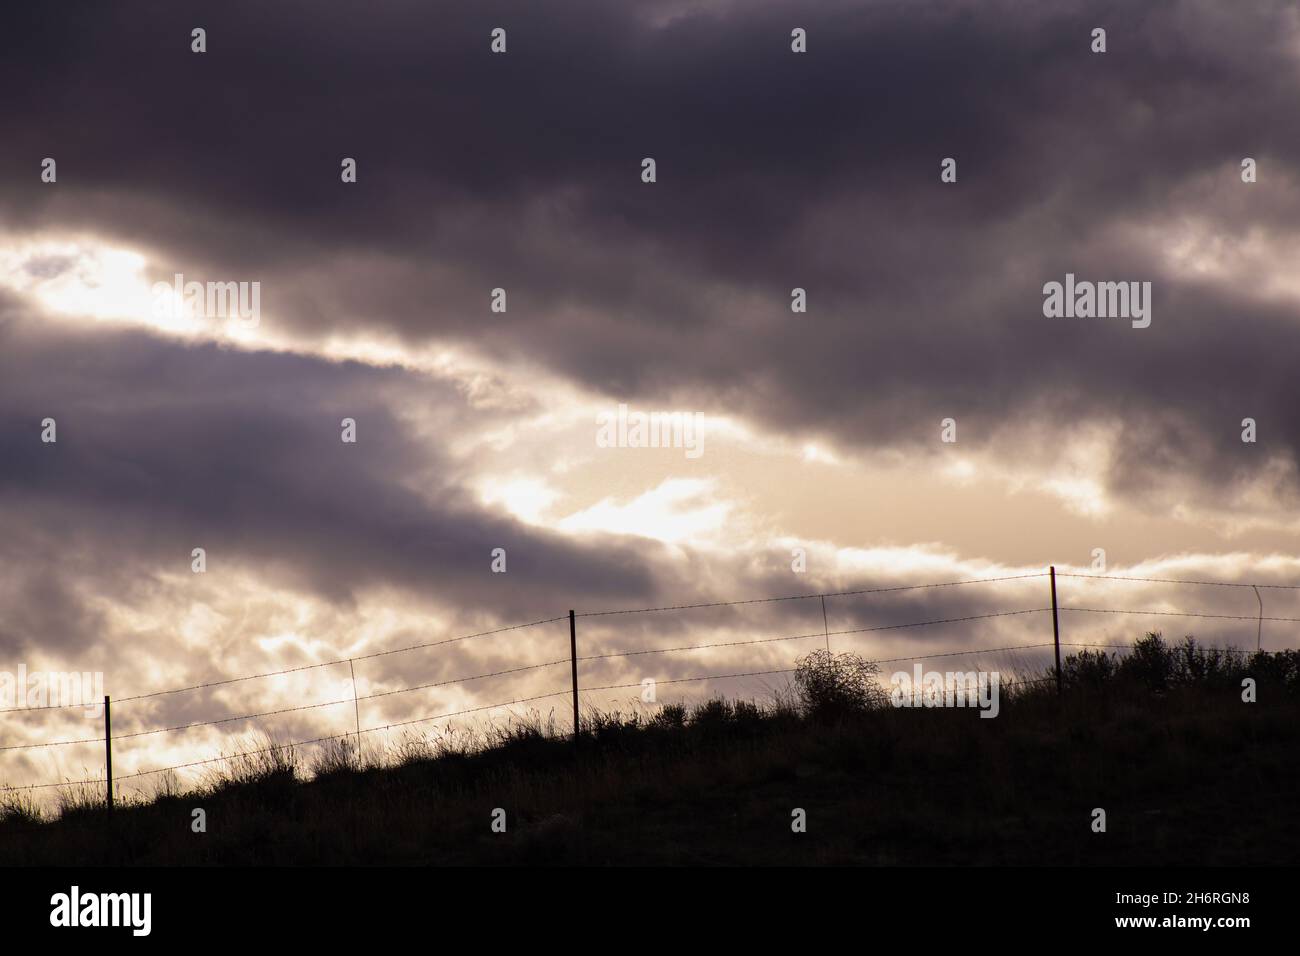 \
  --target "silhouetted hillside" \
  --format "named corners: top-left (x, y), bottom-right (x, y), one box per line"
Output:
top-left (3, 635), bottom-right (1297, 865)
